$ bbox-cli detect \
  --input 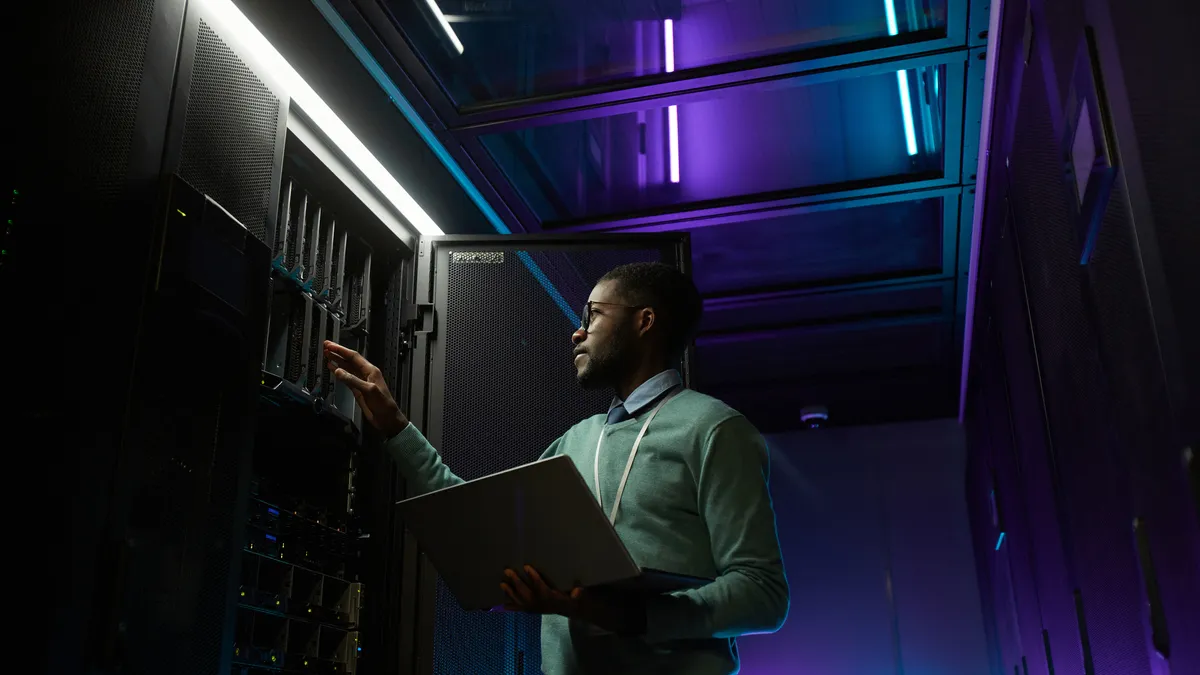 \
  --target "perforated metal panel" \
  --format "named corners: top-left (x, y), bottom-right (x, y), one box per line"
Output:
top-left (46, 0), bottom-right (155, 197)
top-left (1006, 53), bottom-right (1152, 675)
top-left (1108, 0), bottom-right (1200, 436)
top-left (179, 20), bottom-right (280, 243)
top-left (429, 246), bottom-right (663, 675)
